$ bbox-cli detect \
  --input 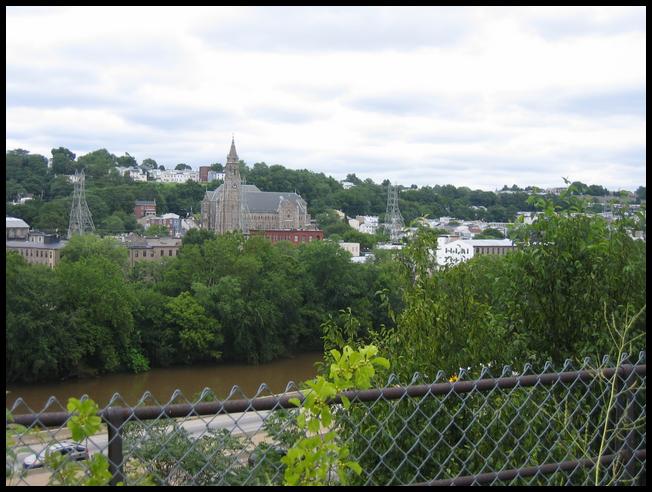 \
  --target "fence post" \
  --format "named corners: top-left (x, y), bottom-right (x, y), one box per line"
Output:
top-left (104, 409), bottom-right (126, 486)
top-left (620, 364), bottom-right (641, 484)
